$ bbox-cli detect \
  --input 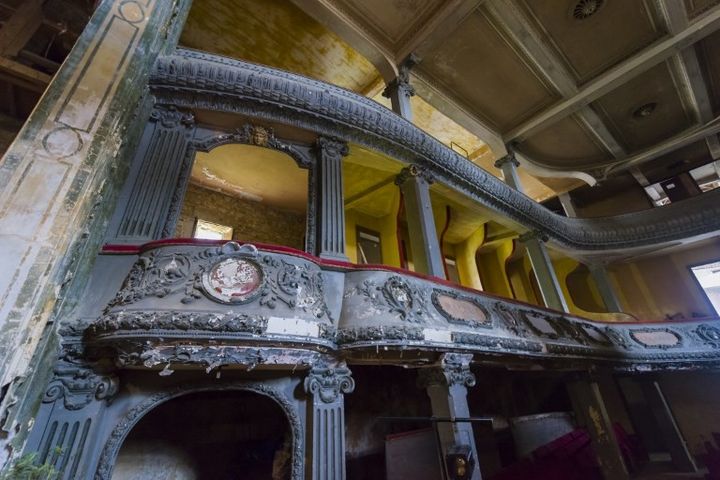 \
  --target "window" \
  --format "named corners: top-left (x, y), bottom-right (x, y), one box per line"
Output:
top-left (356, 227), bottom-right (382, 264)
top-left (689, 260), bottom-right (720, 316)
top-left (193, 219), bottom-right (233, 240)
top-left (445, 257), bottom-right (460, 284)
